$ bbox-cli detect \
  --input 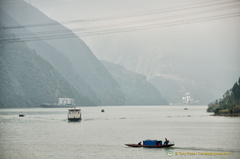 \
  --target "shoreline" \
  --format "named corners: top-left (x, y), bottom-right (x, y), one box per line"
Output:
top-left (211, 113), bottom-right (240, 117)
